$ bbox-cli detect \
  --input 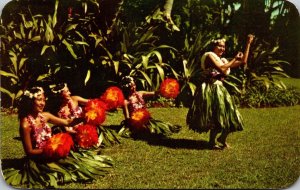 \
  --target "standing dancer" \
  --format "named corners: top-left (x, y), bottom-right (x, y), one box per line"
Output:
top-left (187, 34), bottom-right (254, 149)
